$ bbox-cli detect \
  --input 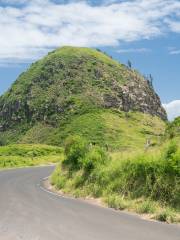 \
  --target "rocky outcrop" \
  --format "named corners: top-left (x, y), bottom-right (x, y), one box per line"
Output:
top-left (103, 70), bottom-right (167, 120)
top-left (121, 78), bottom-right (166, 120)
